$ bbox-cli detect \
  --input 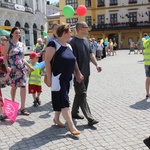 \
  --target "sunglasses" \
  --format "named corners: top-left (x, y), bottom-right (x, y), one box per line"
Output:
top-left (2, 39), bottom-right (7, 41)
